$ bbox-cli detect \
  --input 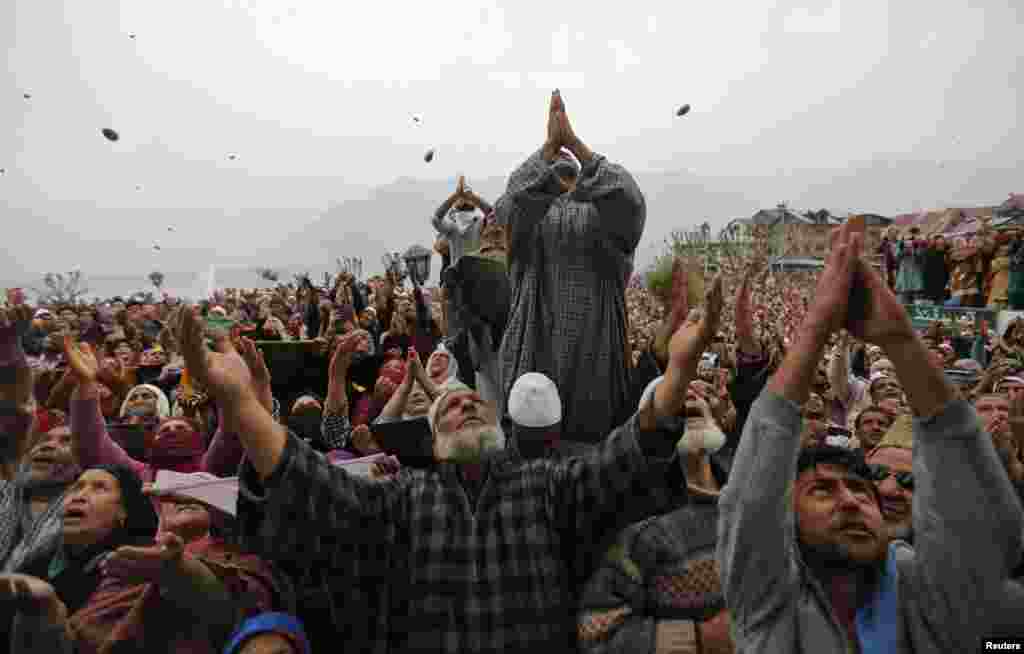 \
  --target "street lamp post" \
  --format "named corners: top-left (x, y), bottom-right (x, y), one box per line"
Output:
top-left (403, 244), bottom-right (433, 287)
